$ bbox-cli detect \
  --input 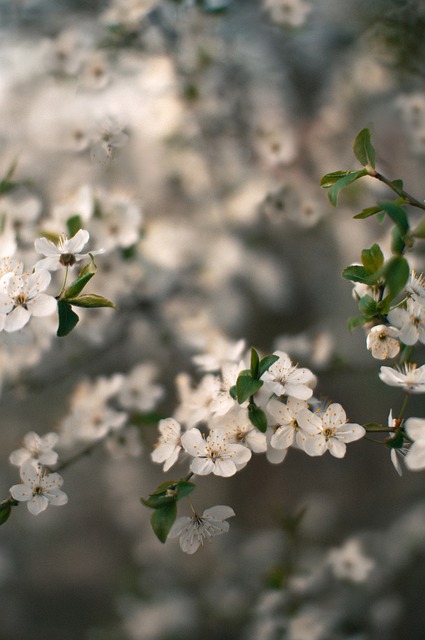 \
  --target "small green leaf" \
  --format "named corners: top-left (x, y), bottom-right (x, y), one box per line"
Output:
top-left (342, 265), bottom-right (372, 284)
top-left (352, 128), bottom-right (376, 168)
top-left (347, 315), bottom-right (368, 332)
top-left (0, 500), bottom-right (13, 526)
top-left (151, 502), bottom-right (177, 543)
top-left (250, 347), bottom-right (260, 378)
top-left (358, 294), bottom-right (378, 317)
top-left (66, 294), bottom-right (116, 309)
top-left (385, 428), bottom-right (405, 449)
top-left (63, 261), bottom-right (97, 298)
top-left (361, 243), bottom-right (384, 273)
top-left (229, 385), bottom-right (237, 400)
top-left (391, 179), bottom-right (404, 191)
top-left (236, 374), bottom-right (263, 404)
top-left (327, 169), bottom-right (368, 206)
top-left (66, 215), bottom-right (83, 237)
top-left (391, 225), bottom-right (406, 256)
top-left (379, 201), bottom-right (409, 234)
top-left (354, 205), bottom-right (383, 220)
top-left (320, 170), bottom-right (353, 188)
top-left (57, 300), bottom-right (79, 337)
top-left (175, 481), bottom-right (196, 500)
top-left (383, 256), bottom-right (409, 300)
top-left (258, 354), bottom-right (279, 378)
top-left (248, 403), bottom-right (268, 433)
